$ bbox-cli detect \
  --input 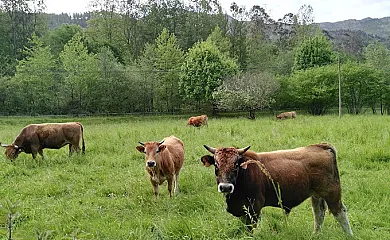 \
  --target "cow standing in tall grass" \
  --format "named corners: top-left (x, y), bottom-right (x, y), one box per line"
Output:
top-left (201, 143), bottom-right (353, 235)
top-left (187, 115), bottom-right (208, 127)
top-left (276, 111), bottom-right (296, 119)
top-left (136, 135), bottom-right (184, 198)
top-left (1, 122), bottom-right (85, 160)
